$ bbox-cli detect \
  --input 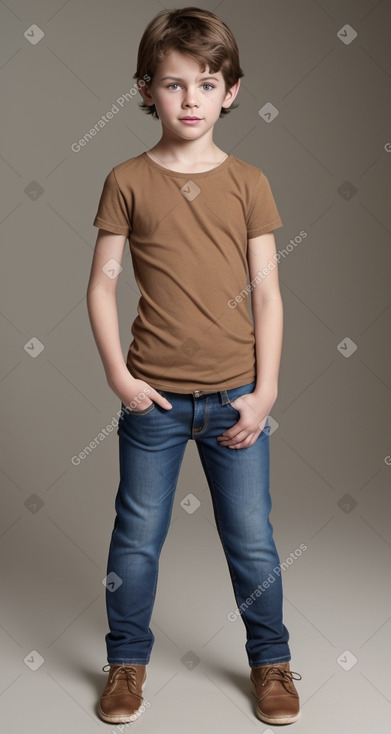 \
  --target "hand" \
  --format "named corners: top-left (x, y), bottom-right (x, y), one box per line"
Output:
top-left (217, 389), bottom-right (276, 449)
top-left (113, 377), bottom-right (173, 411)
